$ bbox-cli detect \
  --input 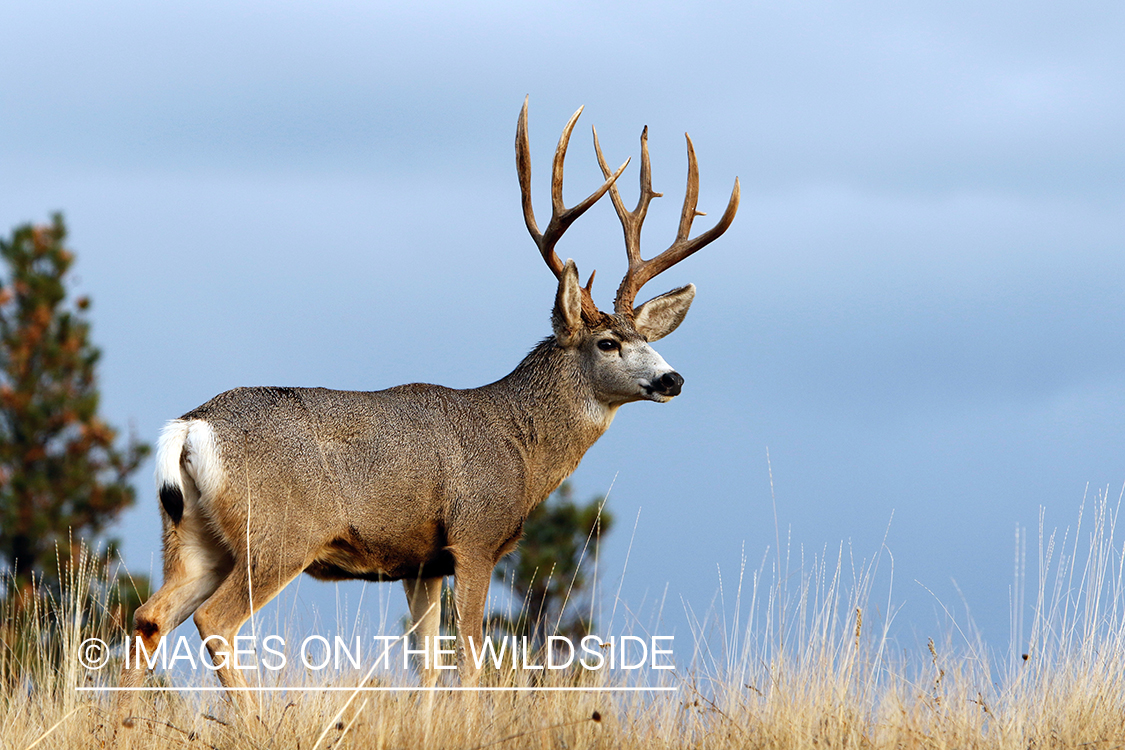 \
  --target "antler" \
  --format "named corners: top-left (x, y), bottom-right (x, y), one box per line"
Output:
top-left (593, 126), bottom-right (740, 317)
top-left (516, 97), bottom-right (629, 320)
